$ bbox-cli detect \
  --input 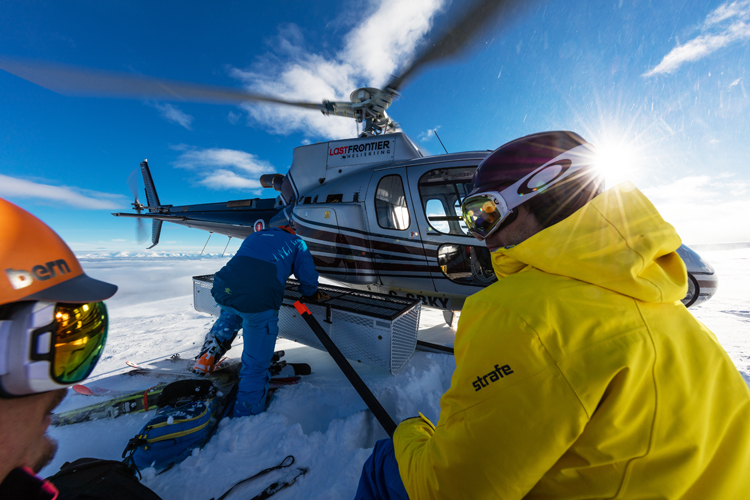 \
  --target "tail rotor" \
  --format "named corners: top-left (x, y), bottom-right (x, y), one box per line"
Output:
top-left (127, 168), bottom-right (148, 244)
